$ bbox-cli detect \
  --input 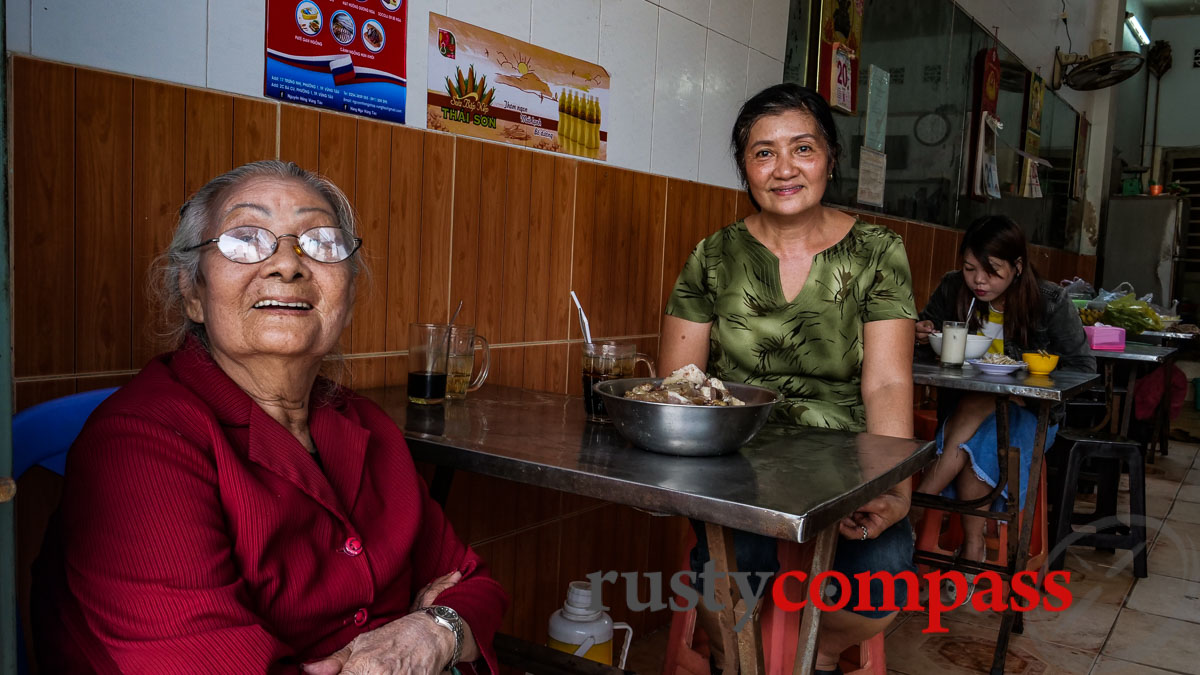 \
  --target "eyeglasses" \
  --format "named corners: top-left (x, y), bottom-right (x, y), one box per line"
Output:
top-left (189, 225), bottom-right (362, 264)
